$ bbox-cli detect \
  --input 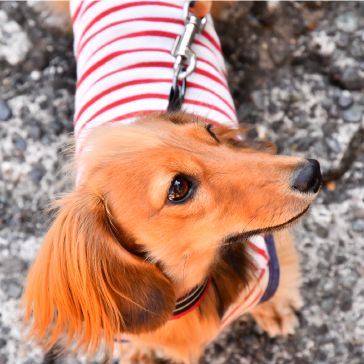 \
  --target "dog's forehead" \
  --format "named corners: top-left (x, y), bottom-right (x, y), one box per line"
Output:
top-left (135, 114), bottom-right (221, 147)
